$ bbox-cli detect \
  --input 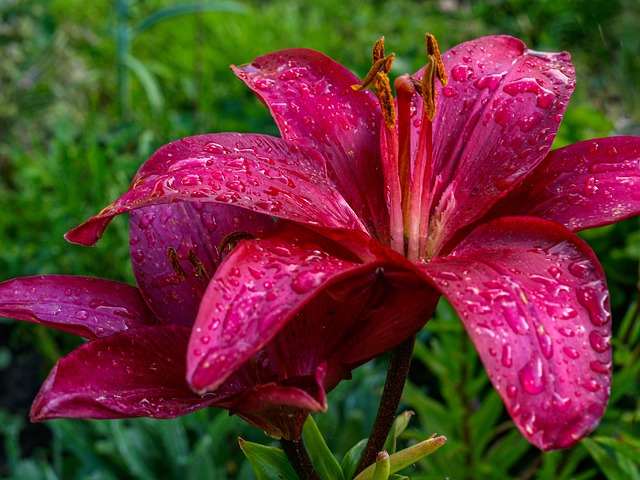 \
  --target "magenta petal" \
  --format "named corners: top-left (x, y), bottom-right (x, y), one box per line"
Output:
top-left (233, 49), bottom-right (388, 241)
top-left (487, 136), bottom-right (640, 231)
top-left (426, 36), bottom-right (575, 249)
top-left (65, 133), bottom-right (364, 246)
top-left (421, 217), bottom-right (611, 450)
top-left (130, 203), bottom-right (276, 325)
top-left (31, 325), bottom-right (214, 421)
top-left (0, 275), bottom-right (157, 338)
top-left (187, 224), bottom-right (361, 392)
